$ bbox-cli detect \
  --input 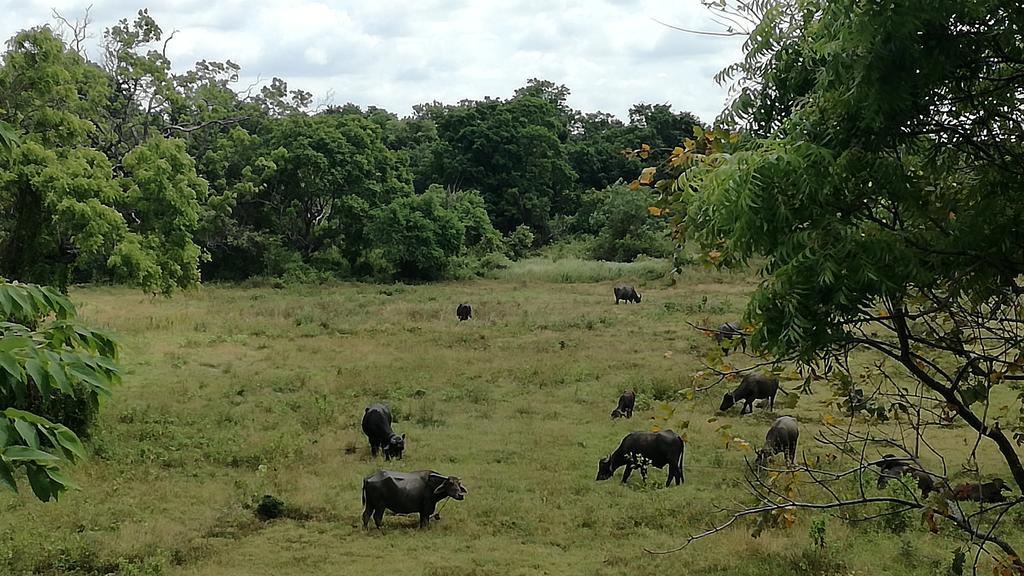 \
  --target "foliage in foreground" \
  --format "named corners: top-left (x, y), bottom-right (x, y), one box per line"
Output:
top-left (648, 0), bottom-right (1024, 569)
top-left (0, 281), bottom-right (120, 501)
